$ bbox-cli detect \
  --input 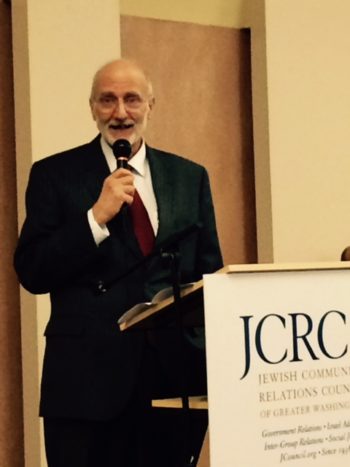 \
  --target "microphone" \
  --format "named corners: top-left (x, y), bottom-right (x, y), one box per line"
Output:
top-left (112, 139), bottom-right (132, 169)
